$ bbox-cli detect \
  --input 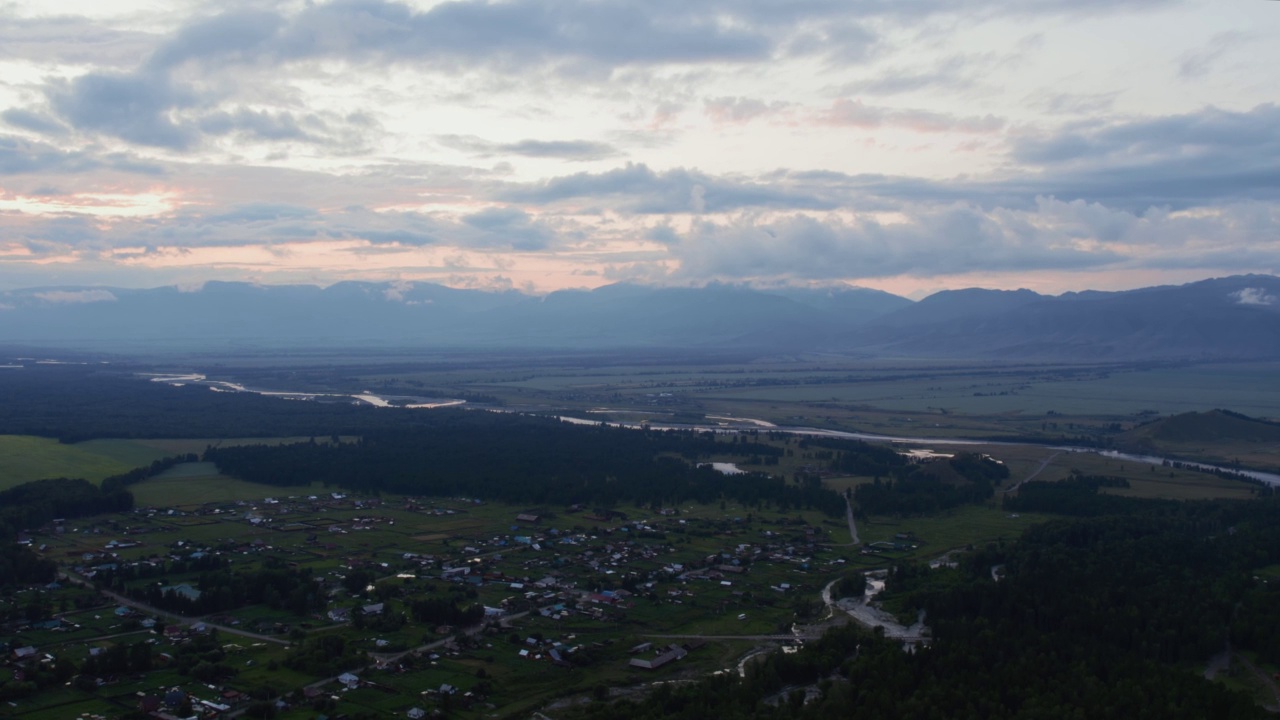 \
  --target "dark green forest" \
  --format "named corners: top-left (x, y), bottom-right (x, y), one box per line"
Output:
top-left (851, 452), bottom-right (1010, 516)
top-left (570, 499), bottom-right (1280, 720)
top-left (203, 424), bottom-right (844, 515)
